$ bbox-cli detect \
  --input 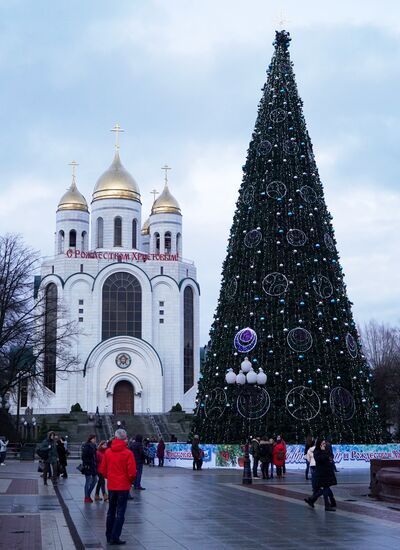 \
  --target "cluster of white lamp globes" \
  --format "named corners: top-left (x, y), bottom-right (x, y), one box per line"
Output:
top-left (225, 357), bottom-right (267, 386)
